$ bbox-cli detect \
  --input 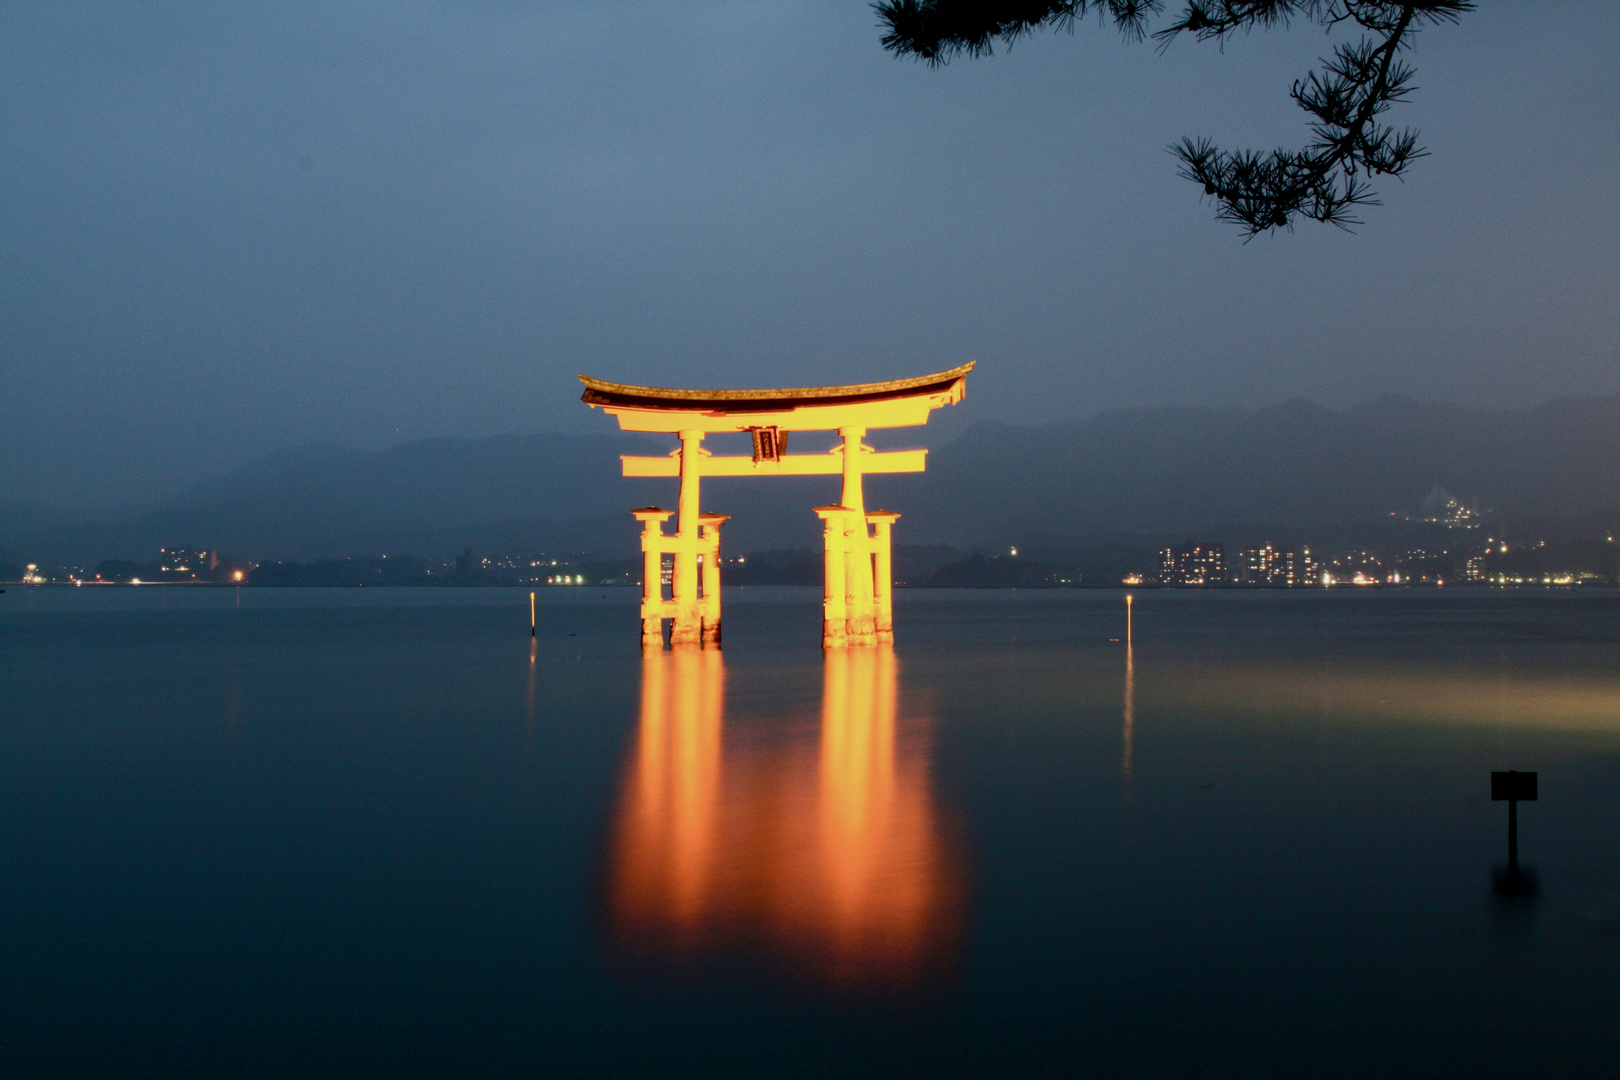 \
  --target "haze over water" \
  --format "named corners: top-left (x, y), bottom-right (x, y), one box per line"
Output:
top-left (4, 587), bottom-right (1619, 1076)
